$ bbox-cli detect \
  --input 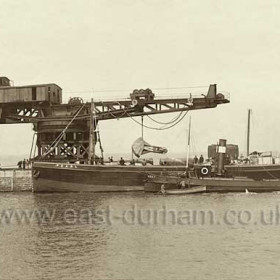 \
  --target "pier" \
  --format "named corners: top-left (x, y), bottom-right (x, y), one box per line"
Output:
top-left (0, 169), bottom-right (32, 192)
